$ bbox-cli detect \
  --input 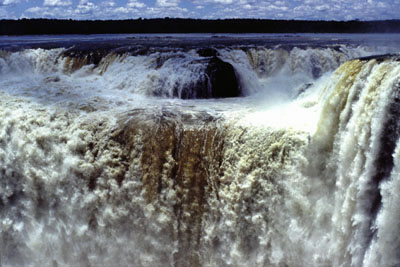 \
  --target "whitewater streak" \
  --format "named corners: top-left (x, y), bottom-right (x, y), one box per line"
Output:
top-left (1, 39), bottom-right (400, 267)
